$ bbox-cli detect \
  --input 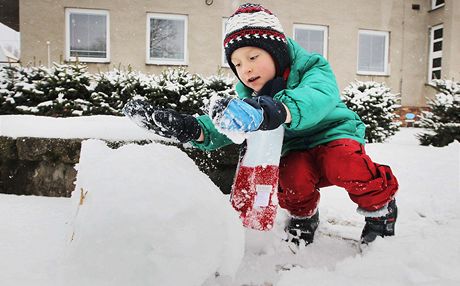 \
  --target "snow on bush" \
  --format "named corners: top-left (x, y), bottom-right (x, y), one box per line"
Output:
top-left (0, 64), bottom-right (93, 116)
top-left (342, 80), bottom-right (400, 143)
top-left (417, 79), bottom-right (460, 147)
top-left (90, 68), bottom-right (158, 115)
top-left (0, 64), bottom-right (235, 117)
top-left (60, 140), bottom-right (245, 286)
top-left (147, 68), bottom-right (210, 115)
